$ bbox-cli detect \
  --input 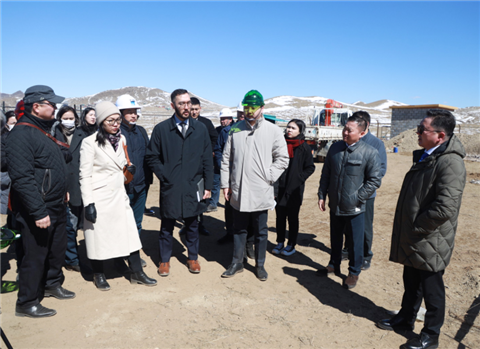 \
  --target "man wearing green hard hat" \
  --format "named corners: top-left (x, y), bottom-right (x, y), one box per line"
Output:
top-left (220, 90), bottom-right (289, 281)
